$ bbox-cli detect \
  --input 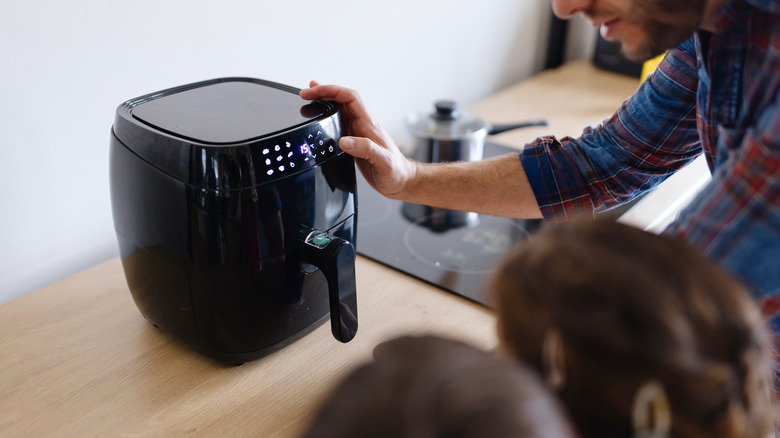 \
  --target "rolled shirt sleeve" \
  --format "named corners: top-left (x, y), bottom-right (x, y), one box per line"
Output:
top-left (521, 39), bottom-right (702, 219)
